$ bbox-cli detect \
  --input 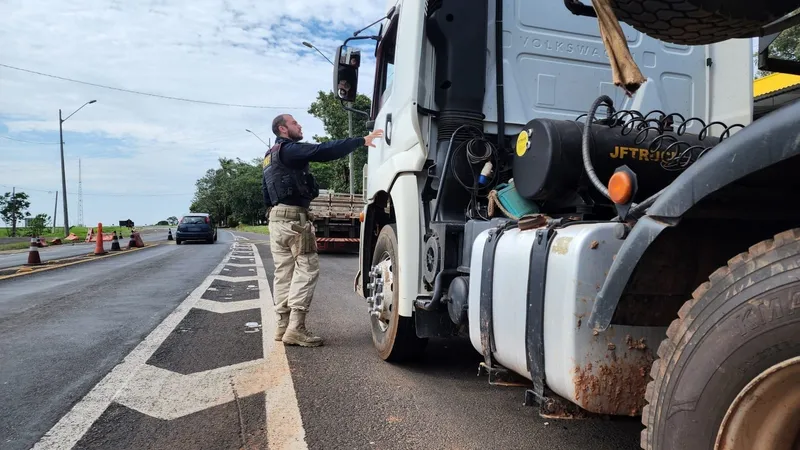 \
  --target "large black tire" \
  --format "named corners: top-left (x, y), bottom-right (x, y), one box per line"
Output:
top-left (641, 228), bottom-right (800, 449)
top-left (611, 0), bottom-right (800, 45)
top-left (370, 224), bottom-right (428, 362)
